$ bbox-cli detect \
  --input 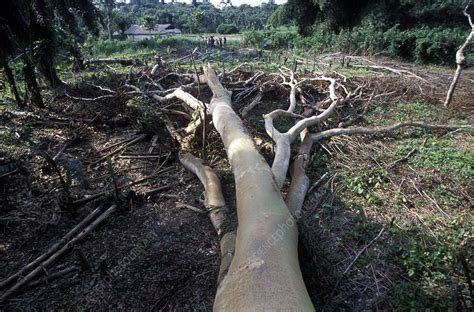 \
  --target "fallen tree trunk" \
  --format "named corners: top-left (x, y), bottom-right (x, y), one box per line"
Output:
top-left (202, 67), bottom-right (314, 311)
top-left (179, 152), bottom-right (235, 283)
